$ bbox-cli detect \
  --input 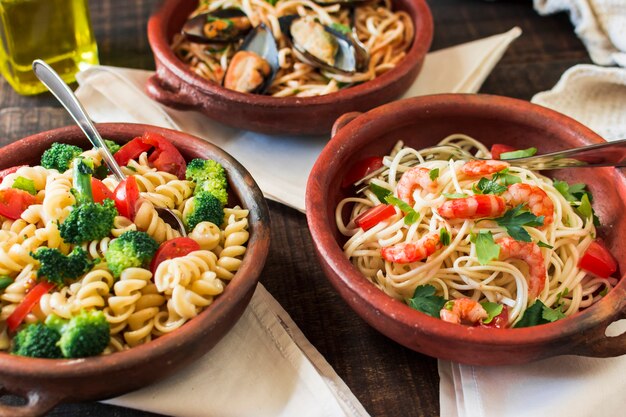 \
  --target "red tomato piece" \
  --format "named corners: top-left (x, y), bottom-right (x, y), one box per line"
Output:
top-left (490, 144), bottom-right (518, 160)
top-left (114, 137), bottom-right (152, 167)
top-left (0, 165), bottom-right (26, 182)
top-left (7, 281), bottom-right (55, 332)
top-left (341, 157), bottom-right (383, 188)
top-left (0, 188), bottom-right (37, 220)
top-left (579, 240), bottom-right (618, 278)
top-left (113, 176), bottom-right (140, 219)
top-left (141, 132), bottom-right (187, 180)
top-left (150, 237), bottom-right (201, 273)
top-left (354, 204), bottom-right (396, 231)
top-left (91, 178), bottom-right (114, 204)
top-left (479, 305), bottom-right (509, 329)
